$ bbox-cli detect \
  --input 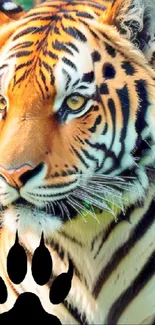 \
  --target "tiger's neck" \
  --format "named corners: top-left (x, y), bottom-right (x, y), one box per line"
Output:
top-left (1, 183), bottom-right (155, 291)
